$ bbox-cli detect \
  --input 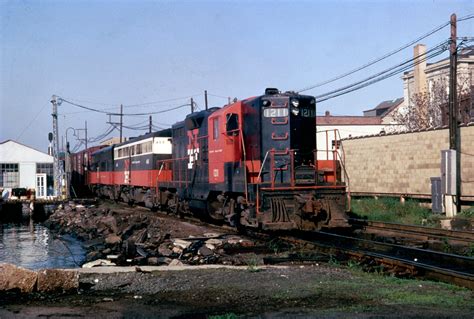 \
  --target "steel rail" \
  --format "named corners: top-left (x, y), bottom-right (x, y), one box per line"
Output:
top-left (349, 218), bottom-right (474, 245)
top-left (307, 231), bottom-right (474, 289)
